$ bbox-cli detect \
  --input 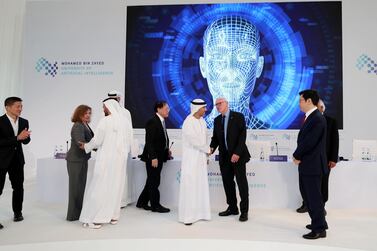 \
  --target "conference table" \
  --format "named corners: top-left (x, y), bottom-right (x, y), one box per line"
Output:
top-left (36, 158), bottom-right (377, 209)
